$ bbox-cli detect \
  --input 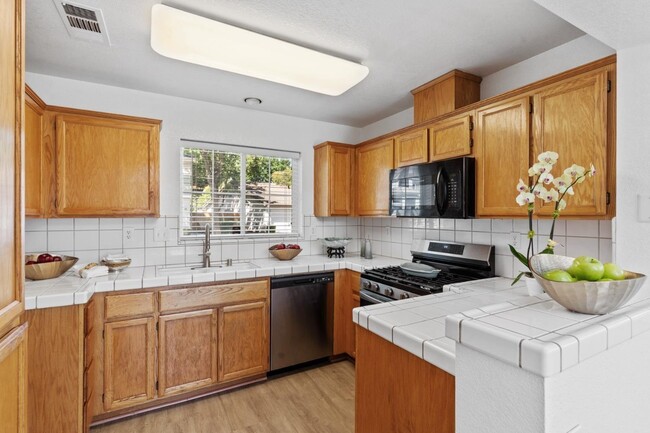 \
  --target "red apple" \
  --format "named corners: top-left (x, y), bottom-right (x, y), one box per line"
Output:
top-left (52, 256), bottom-right (62, 262)
top-left (37, 253), bottom-right (52, 263)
